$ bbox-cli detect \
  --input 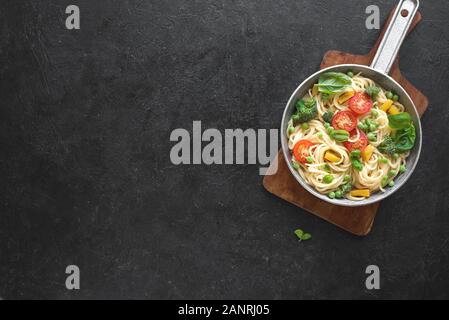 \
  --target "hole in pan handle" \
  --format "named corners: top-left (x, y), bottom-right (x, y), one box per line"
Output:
top-left (370, 0), bottom-right (419, 75)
